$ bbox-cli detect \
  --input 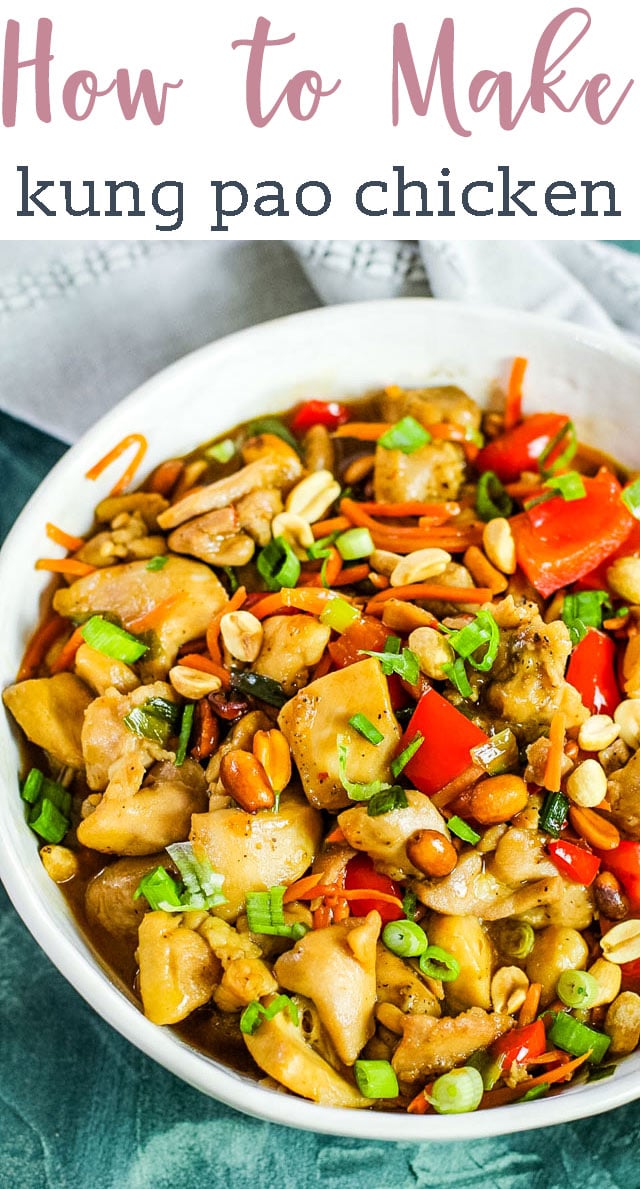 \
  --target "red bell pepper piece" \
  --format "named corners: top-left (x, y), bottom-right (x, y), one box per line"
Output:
top-left (328, 615), bottom-right (392, 669)
top-left (400, 687), bottom-right (489, 798)
top-left (475, 413), bottom-right (570, 483)
top-left (344, 853), bottom-right (404, 923)
top-left (290, 400), bottom-right (349, 433)
top-left (597, 842), bottom-right (640, 909)
top-left (578, 520), bottom-right (640, 591)
top-left (491, 1019), bottom-right (547, 1071)
top-left (566, 630), bottom-right (621, 717)
top-left (510, 469), bottom-right (635, 597)
top-left (547, 839), bottom-right (601, 886)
